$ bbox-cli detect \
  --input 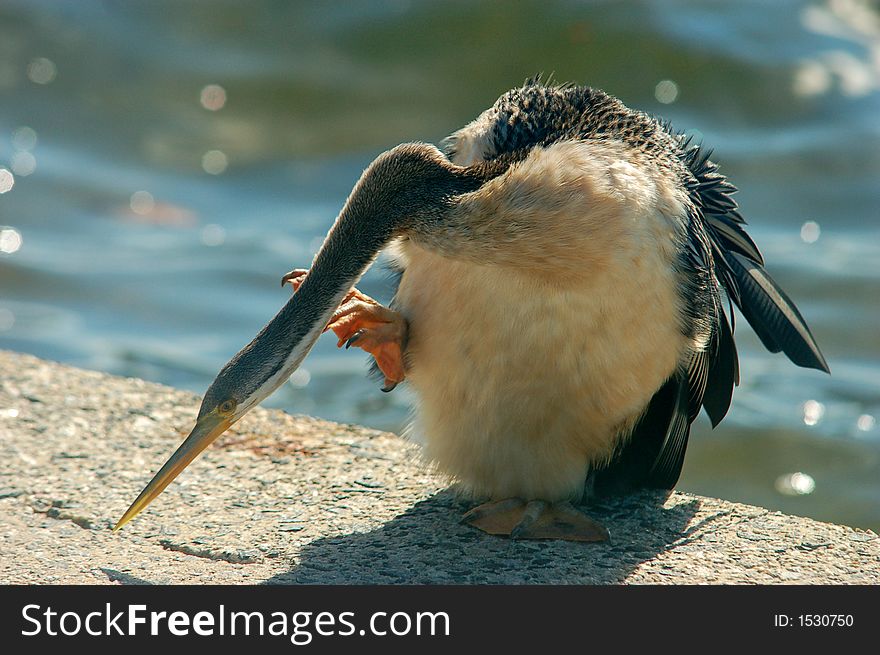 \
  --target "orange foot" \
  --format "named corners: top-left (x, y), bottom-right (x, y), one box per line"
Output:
top-left (462, 499), bottom-right (609, 543)
top-left (282, 269), bottom-right (408, 391)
